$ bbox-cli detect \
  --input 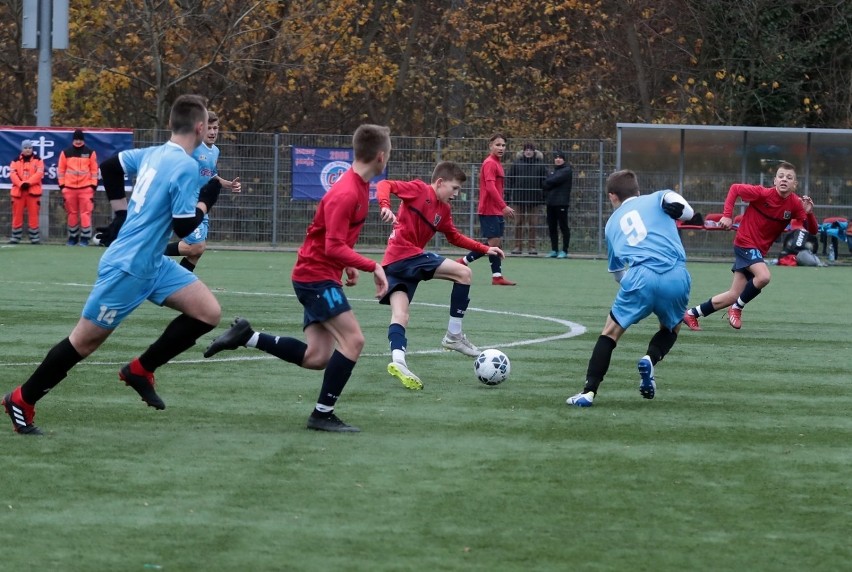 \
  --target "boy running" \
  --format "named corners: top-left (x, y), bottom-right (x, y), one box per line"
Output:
top-left (682, 161), bottom-right (817, 330)
top-left (377, 161), bottom-right (504, 390)
top-left (203, 124), bottom-right (390, 433)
